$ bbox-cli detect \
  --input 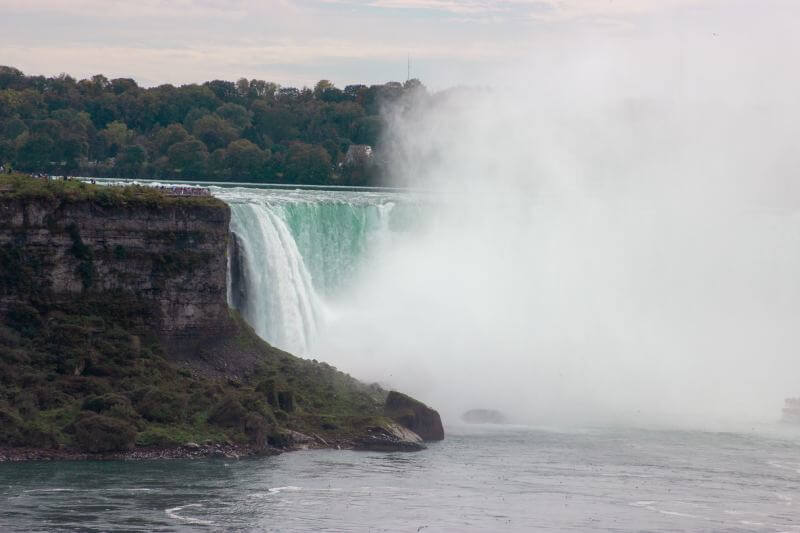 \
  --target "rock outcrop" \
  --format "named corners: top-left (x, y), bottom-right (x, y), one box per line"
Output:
top-left (353, 423), bottom-right (426, 452)
top-left (384, 391), bottom-right (444, 441)
top-left (0, 195), bottom-right (230, 338)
